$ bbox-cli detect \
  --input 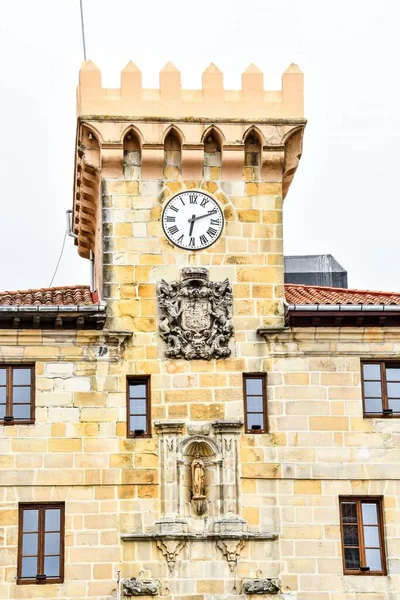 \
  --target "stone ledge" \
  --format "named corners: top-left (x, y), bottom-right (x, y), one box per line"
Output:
top-left (120, 532), bottom-right (278, 542)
